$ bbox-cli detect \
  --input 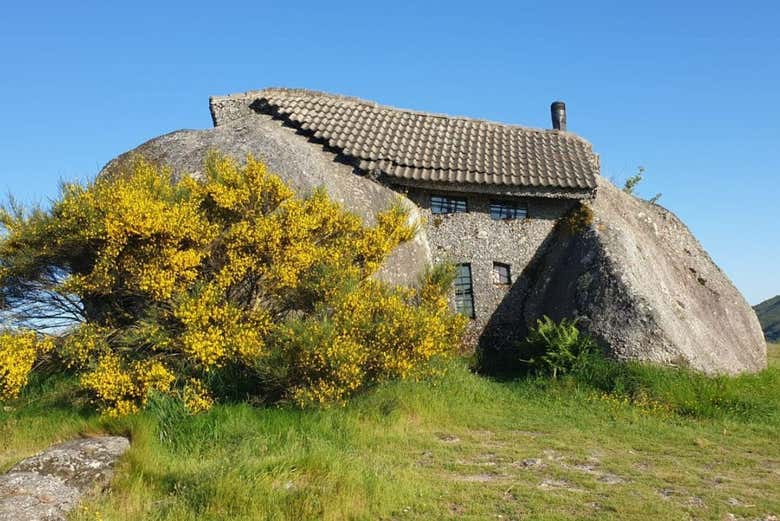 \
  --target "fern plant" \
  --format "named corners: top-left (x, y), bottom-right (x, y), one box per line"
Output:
top-left (520, 316), bottom-right (597, 378)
